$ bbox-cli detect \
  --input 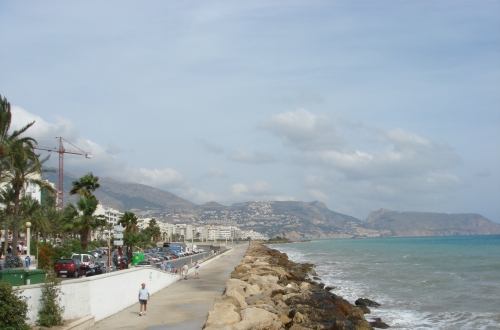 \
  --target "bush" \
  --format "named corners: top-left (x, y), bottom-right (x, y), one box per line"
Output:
top-left (0, 281), bottom-right (30, 330)
top-left (4, 253), bottom-right (23, 268)
top-left (38, 246), bottom-right (56, 270)
top-left (37, 270), bottom-right (64, 327)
